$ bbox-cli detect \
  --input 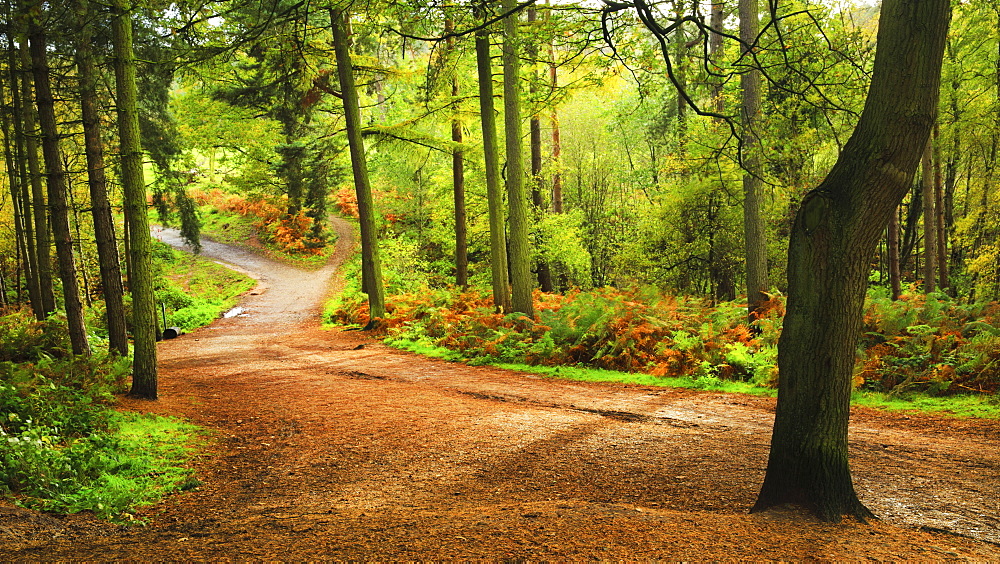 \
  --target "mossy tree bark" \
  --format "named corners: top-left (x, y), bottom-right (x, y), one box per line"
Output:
top-left (752, 0), bottom-right (950, 522)
top-left (28, 14), bottom-right (91, 357)
top-left (76, 0), bottom-right (128, 356)
top-left (113, 0), bottom-right (158, 398)
top-left (17, 36), bottom-right (54, 318)
top-left (502, 0), bottom-right (534, 318)
top-left (0, 44), bottom-right (40, 312)
top-left (445, 16), bottom-right (468, 288)
top-left (476, 24), bottom-right (512, 314)
top-left (331, 8), bottom-right (386, 323)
